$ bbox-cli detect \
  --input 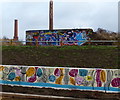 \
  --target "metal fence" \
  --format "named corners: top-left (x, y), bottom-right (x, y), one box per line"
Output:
top-left (0, 40), bottom-right (119, 46)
